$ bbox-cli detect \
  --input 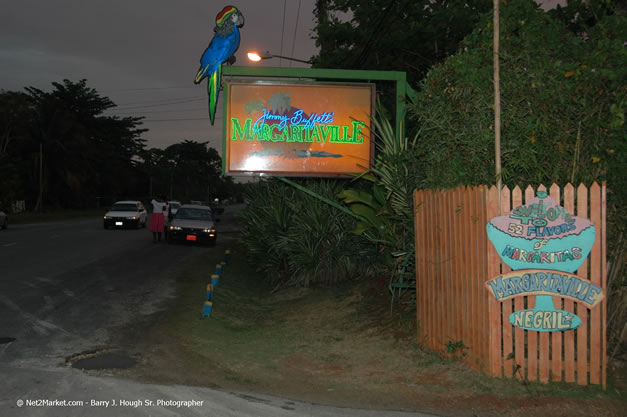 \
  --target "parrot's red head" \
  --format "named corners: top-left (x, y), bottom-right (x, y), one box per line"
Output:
top-left (216, 6), bottom-right (239, 27)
